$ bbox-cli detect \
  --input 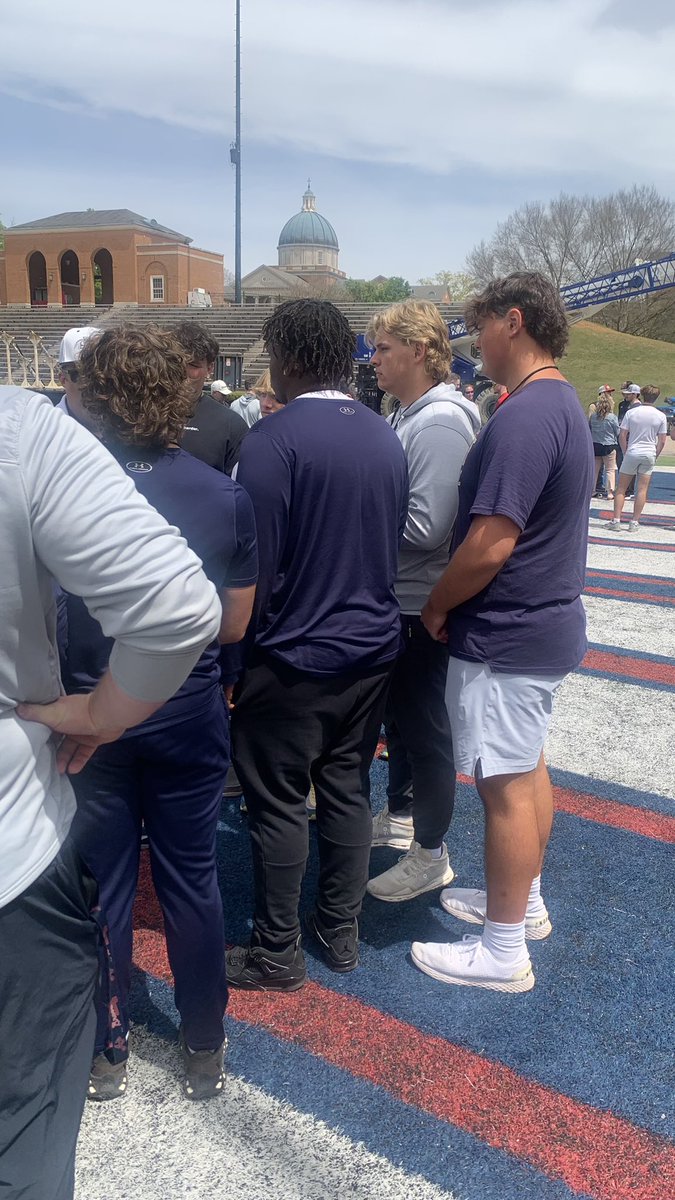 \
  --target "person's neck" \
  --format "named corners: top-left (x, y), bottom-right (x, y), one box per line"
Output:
top-left (397, 375), bottom-right (437, 409)
top-left (503, 353), bottom-right (561, 396)
top-left (286, 376), bottom-right (340, 403)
